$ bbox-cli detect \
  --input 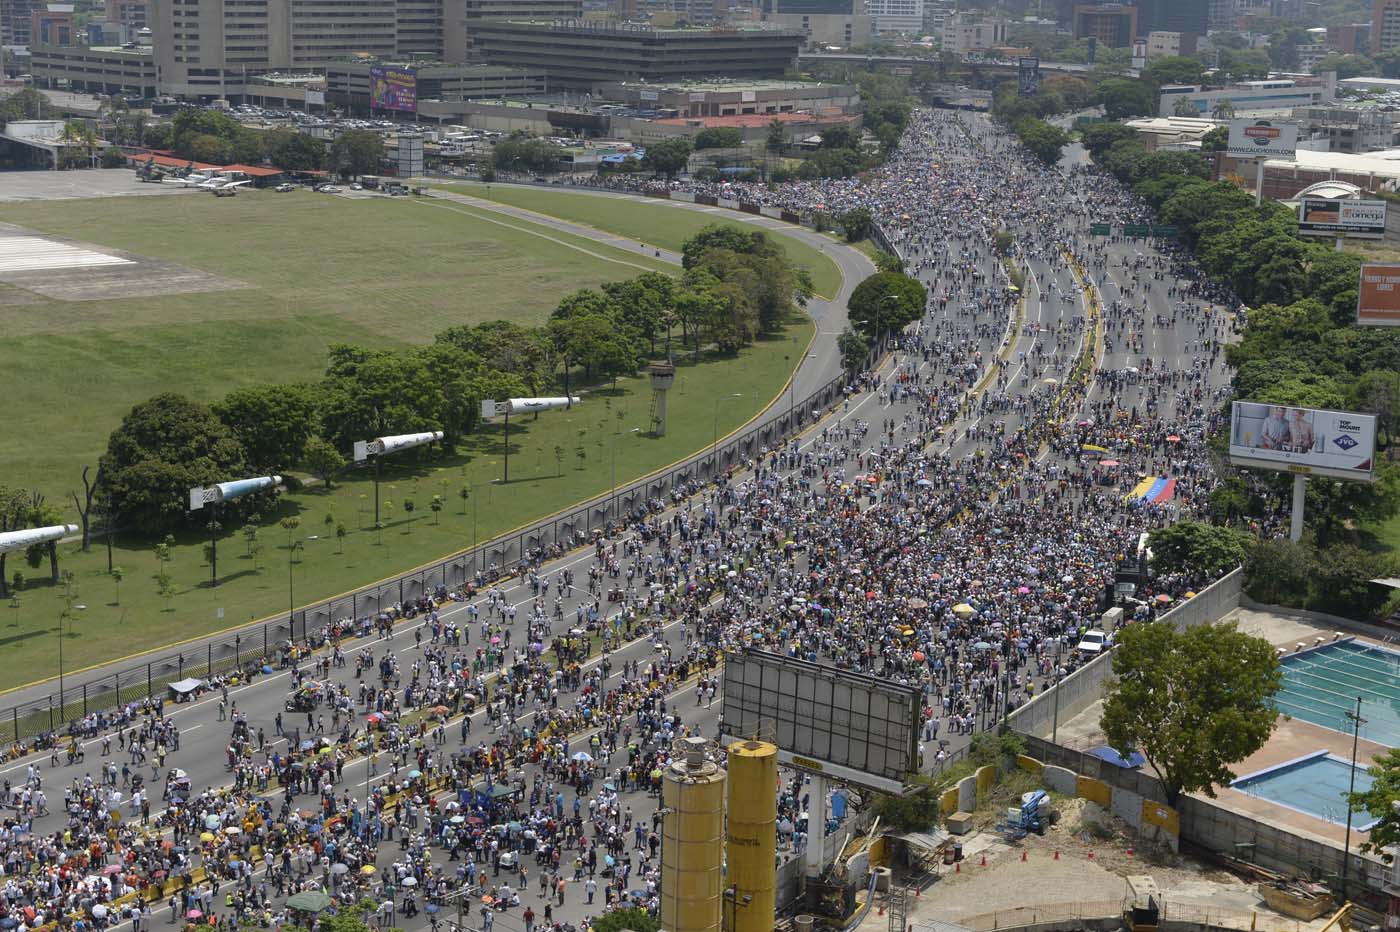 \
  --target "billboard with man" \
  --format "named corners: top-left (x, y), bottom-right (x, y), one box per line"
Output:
top-left (1229, 402), bottom-right (1376, 481)
top-left (1298, 197), bottom-right (1387, 238)
top-left (370, 66), bottom-right (417, 112)
top-left (1227, 118), bottom-right (1298, 160)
